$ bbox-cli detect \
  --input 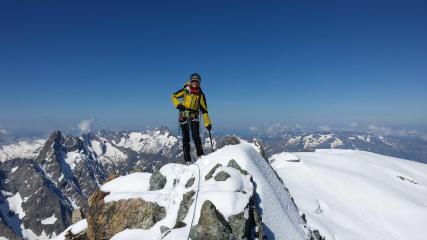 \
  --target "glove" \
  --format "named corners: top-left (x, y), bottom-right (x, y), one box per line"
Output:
top-left (206, 125), bottom-right (212, 131)
top-left (177, 104), bottom-right (185, 111)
